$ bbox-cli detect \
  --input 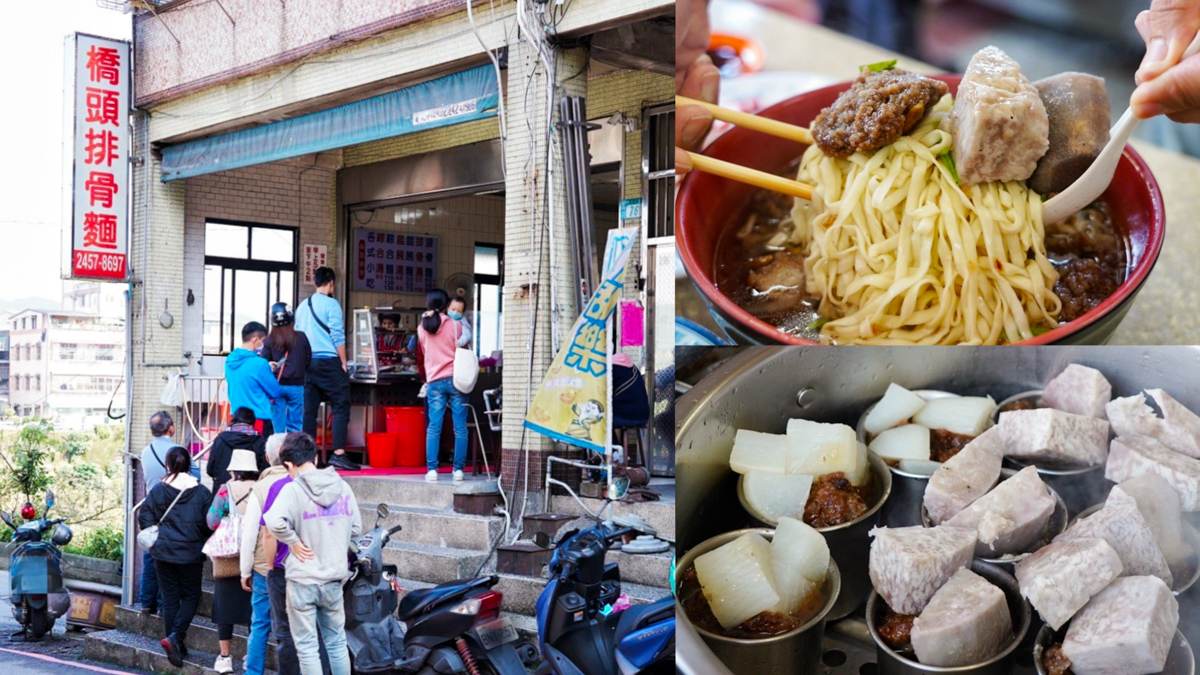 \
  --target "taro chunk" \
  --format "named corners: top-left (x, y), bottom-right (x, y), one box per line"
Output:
top-left (1062, 576), bottom-right (1179, 675)
top-left (1057, 488), bottom-right (1173, 586)
top-left (950, 46), bottom-right (1049, 186)
top-left (1040, 364), bottom-right (1111, 419)
top-left (944, 465), bottom-right (1056, 556)
top-left (1112, 473), bottom-right (1191, 570)
top-left (786, 419), bottom-right (858, 475)
top-left (1107, 393), bottom-right (1161, 439)
top-left (1106, 434), bottom-right (1200, 511)
top-left (911, 567), bottom-right (1013, 667)
top-left (998, 408), bottom-right (1109, 466)
top-left (1147, 389), bottom-right (1200, 459)
top-left (869, 525), bottom-right (976, 615)
top-left (694, 533), bottom-right (779, 629)
top-left (924, 426), bottom-right (1005, 525)
top-left (1029, 73), bottom-right (1111, 195)
top-left (1015, 537), bottom-right (1122, 630)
